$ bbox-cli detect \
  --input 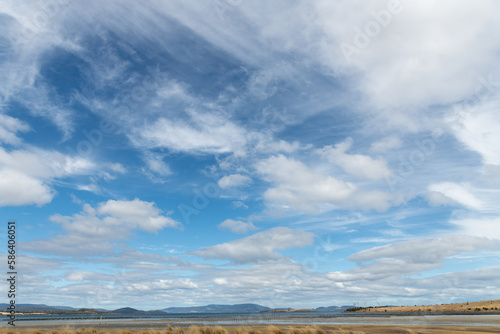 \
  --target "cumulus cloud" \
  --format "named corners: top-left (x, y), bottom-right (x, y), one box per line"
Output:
top-left (218, 219), bottom-right (258, 234)
top-left (218, 174), bottom-right (252, 189)
top-left (256, 154), bottom-right (392, 212)
top-left (0, 144), bottom-right (130, 206)
top-left (191, 227), bottom-right (315, 263)
top-left (256, 154), bottom-right (357, 212)
top-left (23, 198), bottom-right (181, 256)
top-left (0, 169), bottom-right (53, 206)
top-left (97, 198), bottom-right (180, 233)
top-left (0, 146), bottom-right (98, 206)
top-left (317, 138), bottom-right (392, 181)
